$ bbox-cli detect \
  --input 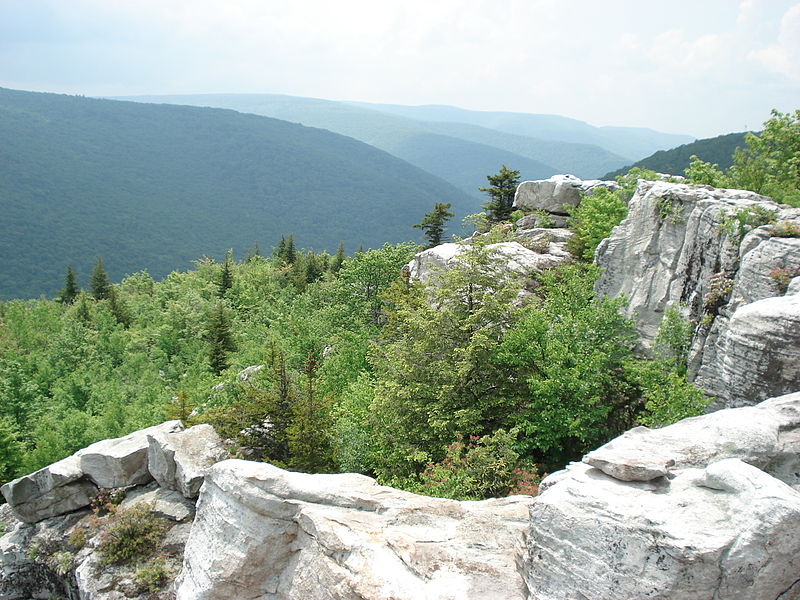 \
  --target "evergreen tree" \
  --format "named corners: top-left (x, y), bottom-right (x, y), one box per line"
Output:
top-left (245, 242), bottom-right (261, 262)
top-left (330, 242), bottom-right (346, 273)
top-left (480, 165), bottom-right (521, 222)
top-left (276, 234), bottom-right (297, 265)
top-left (218, 251), bottom-right (234, 298)
top-left (107, 286), bottom-right (132, 328)
top-left (73, 293), bottom-right (92, 324)
top-left (207, 301), bottom-right (236, 375)
top-left (58, 265), bottom-right (80, 304)
top-left (89, 258), bottom-right (111, 300)
top-left (413, 202), bottom-right (455, 248)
